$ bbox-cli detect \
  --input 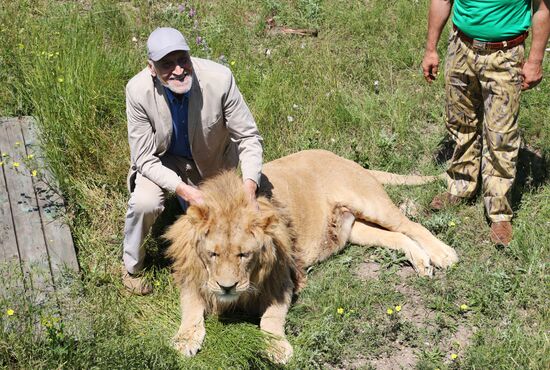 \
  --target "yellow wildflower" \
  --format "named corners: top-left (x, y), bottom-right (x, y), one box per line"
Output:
top-left (451, 353), bottom-right (458, 360)
top-left (0, 161), bottom-right (3, 166)
top-left (230, 60), bottom-right (236, 66)
top-left (27, 154), bottom-right (34, 159)
top-left (2, 153), bottom-right (7, 157)
top-left (6, 308), bottom-right (14, 316)
top-left (460, 304), bottom-right (469, 311)
top-left (448, 221), bottom-right (456, 227)
top-left (57, 77), bottom-right (64, 83)
top-left (15, 141), bottom-right (21, 146)
top-left (386, 308), bottom-right (394, 315)
top-left (13, 162), bottom-right (20, 168)
top-left (154, 280), bottom-right (161, 287)
top-left (31, 170), bottom-right (37, 177)
top-left (395, 305), bottom-right (402, 312)
top-left (337, 307), bottom-right (344, 315)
